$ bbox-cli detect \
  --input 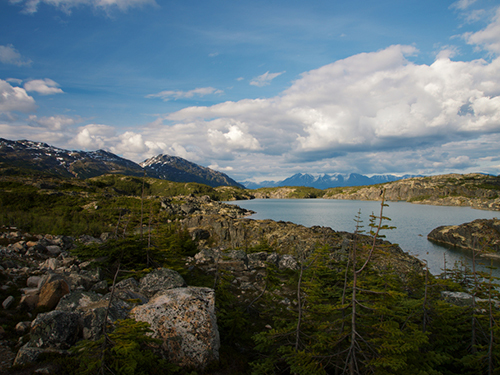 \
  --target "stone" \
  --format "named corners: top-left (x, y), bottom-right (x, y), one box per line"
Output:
top-left (27, 276), bottom-right (42, 288)
top-left (194, 249), bottom-right (217, 263)
top-left (247, 252), bottom-right (269, 269)
top-left (29, 310), bottom-right (80, 349)
top-left (278, 254), bottom-right (298, 270)
top-left (37, 278), bottom-right (70, 310)
top-left (13, 345), bottom-right (65, 367)
top-left (55, 290), bottom-right (102, 312)
top-left (45, 245), bottom-right (62, 256)
top-left (20, 292), bottom-right (39, 310)
top-left (139, 268), bottom-right (186, 298)
top-left (114, 277), bottom-right (140, 292)
top-left (15, 321), bottom-right (32, 334)
top-left (2, 296), bottom-right (15, 309)
top-left (42, 258), bottom-right (59, 270)
top-left (131, 287), bottom-right (220, 370)
top-left (90, 280), bottom-right (109, 294)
